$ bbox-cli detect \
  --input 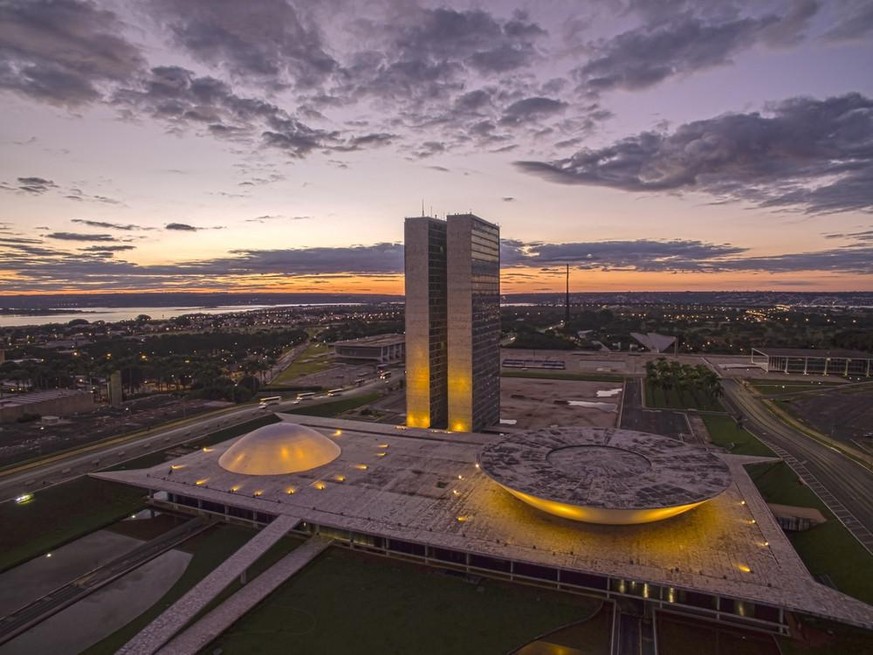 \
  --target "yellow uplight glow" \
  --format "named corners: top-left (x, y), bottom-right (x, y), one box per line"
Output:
top-left (352, 464), bottom-right (368, 470)
top-left (497, 484), bottom-right (707, 525)
top-left (737, 564), bottom-right (752, 573)
top-left (407, 413), bottom-right (430, 428)
top-left (313, 481), bottom-right (326, 490)
top-left (195, 479), bottom-right (208, 486)
top-left (286, 486), bottom-right (297, 495)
